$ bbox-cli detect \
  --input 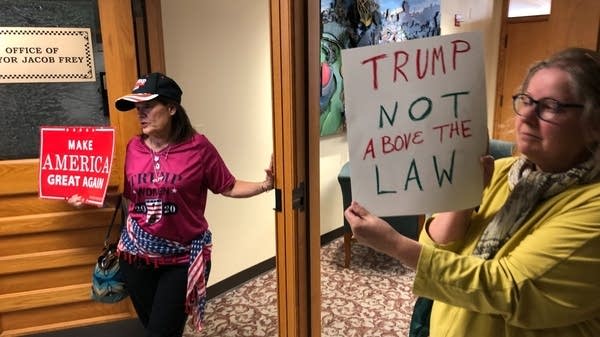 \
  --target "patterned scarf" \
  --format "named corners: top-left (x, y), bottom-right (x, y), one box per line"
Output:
top-left (185, 231), bottom-right (212, 331)
top-left (472, 155), bottom-right (599, 259)
top-left (118, 218), bottom-right (212, 331)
